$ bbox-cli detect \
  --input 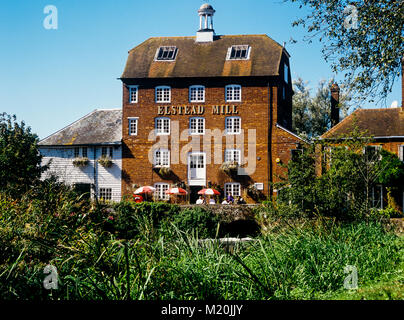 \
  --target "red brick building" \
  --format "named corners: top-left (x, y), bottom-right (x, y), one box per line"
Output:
top-left (120, 4), bottom-right (304, 203)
